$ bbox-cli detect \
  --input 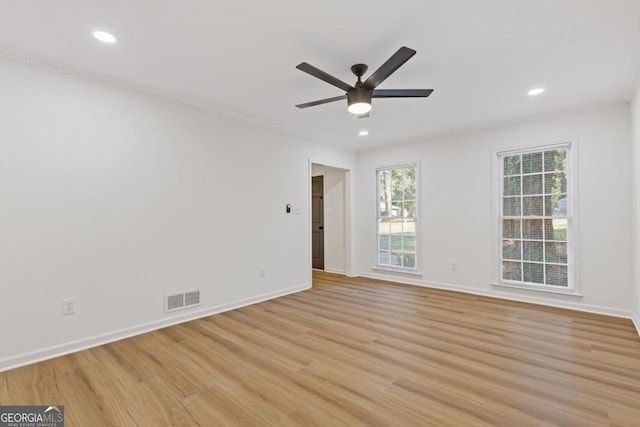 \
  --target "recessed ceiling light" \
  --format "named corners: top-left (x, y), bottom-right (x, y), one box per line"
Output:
top-left (93, 30), bottom-right (117, 44)
top-left (359, 130), bottom-right (369, 136)
top-left (528, 88), bottom-right (545, 96)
